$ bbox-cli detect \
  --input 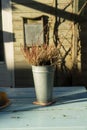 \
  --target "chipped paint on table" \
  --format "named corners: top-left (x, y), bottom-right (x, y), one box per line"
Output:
top-left (0, 87), bottom-right (87, 130)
